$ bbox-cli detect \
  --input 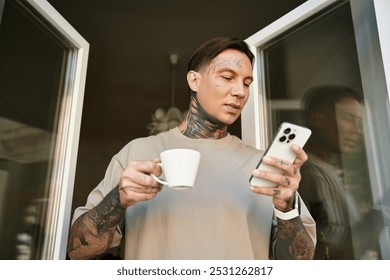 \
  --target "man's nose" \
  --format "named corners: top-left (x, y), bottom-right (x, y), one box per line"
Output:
top-left (356, 120), bottom-right (363, 134)
top-left (231, 83), bottom-right (245, 97)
